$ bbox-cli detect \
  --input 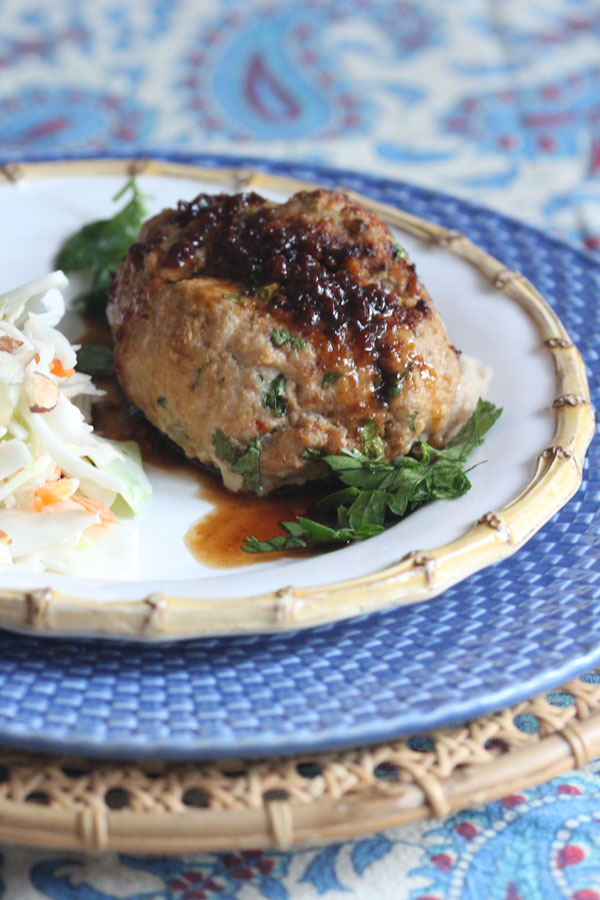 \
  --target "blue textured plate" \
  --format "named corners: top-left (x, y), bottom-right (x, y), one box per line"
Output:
top-left (0, 153), bottom-right (598, 759)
